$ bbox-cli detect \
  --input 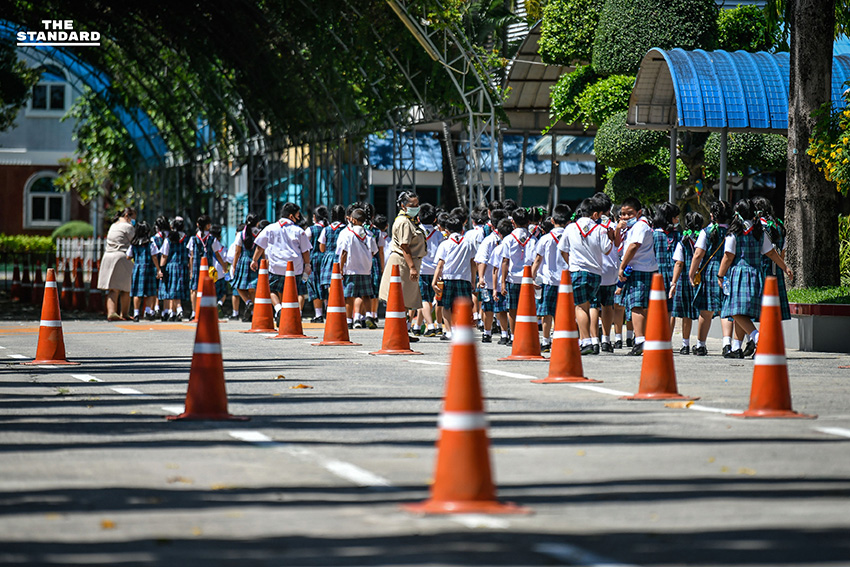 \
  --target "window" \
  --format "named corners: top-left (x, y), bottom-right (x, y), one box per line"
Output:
top-left (24, 172), bottom-right (68, 228)
top-left (27, 65), bottom-right (67, 115)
